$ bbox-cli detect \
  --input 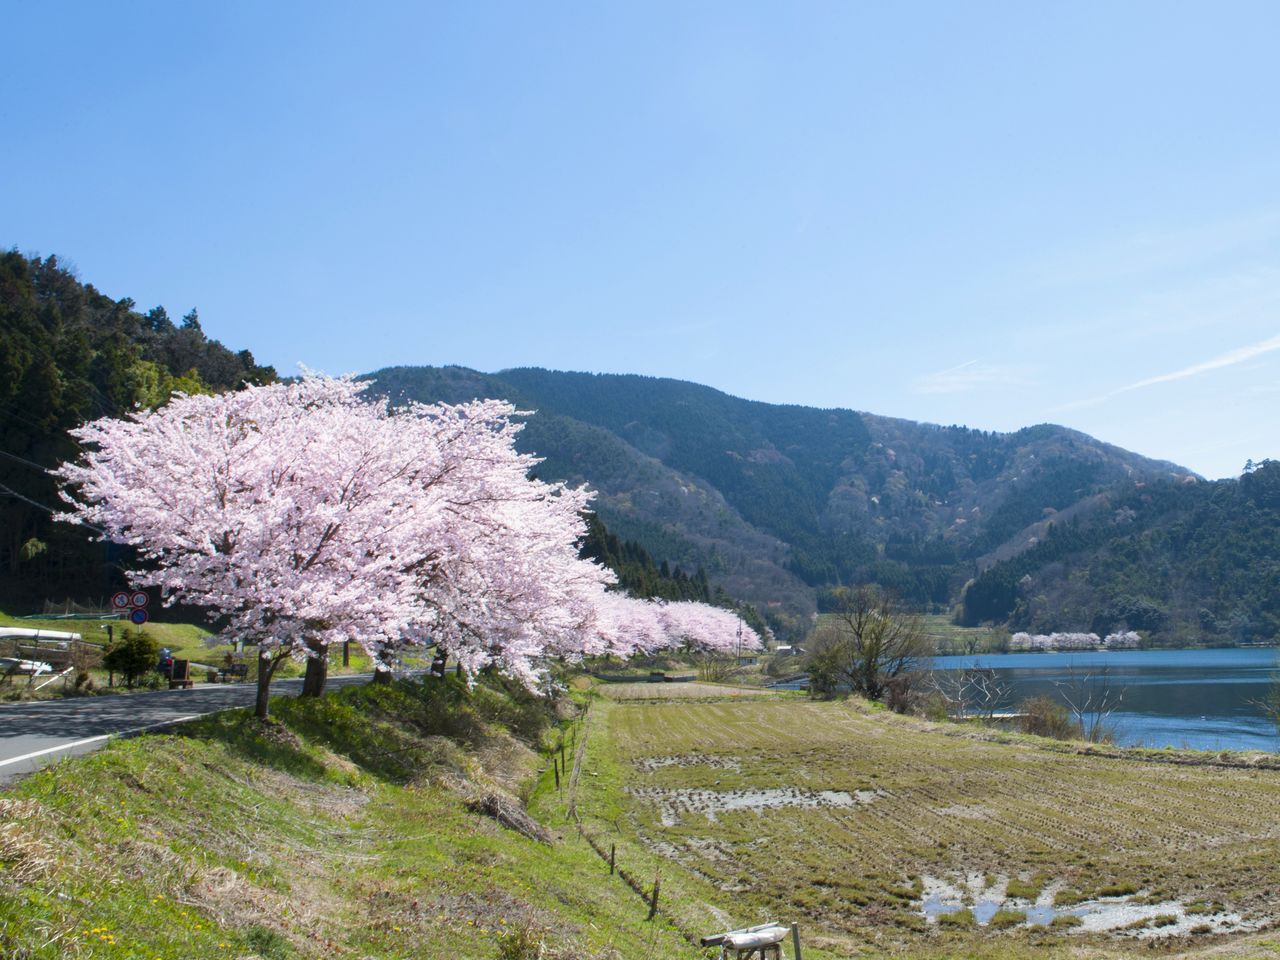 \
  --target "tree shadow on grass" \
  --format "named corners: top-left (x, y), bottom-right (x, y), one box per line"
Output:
top-left (177, 676), bottom-right (555, 785)
top-left (178, 709), bottom-right (332, 782)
